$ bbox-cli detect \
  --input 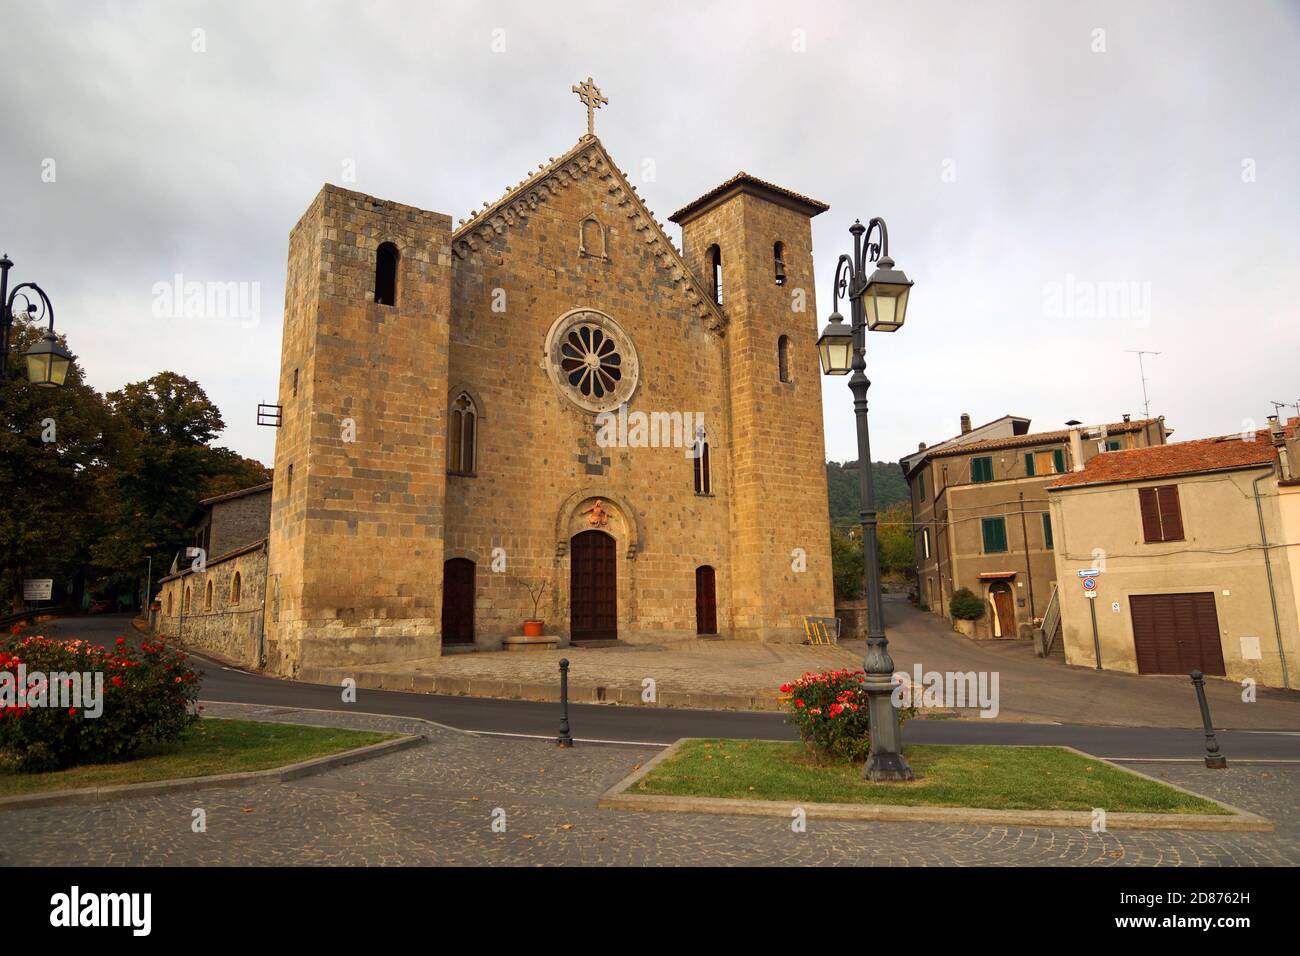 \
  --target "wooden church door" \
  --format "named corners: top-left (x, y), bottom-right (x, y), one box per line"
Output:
top-left (570, 530), bottom-right (617, 641)
top-left (695, 565), bottom-right (717, 635)
top-left (441, 558), bottom-right (475, 644)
